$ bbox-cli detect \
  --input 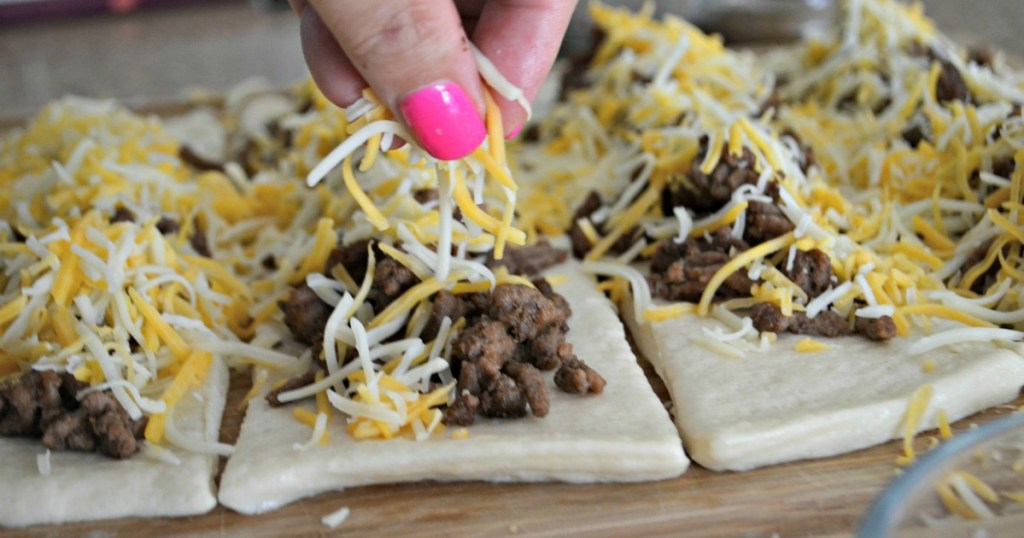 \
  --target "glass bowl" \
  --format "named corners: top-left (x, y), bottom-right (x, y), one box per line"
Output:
top-left (859, 412), bottom-right (1024, 537)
